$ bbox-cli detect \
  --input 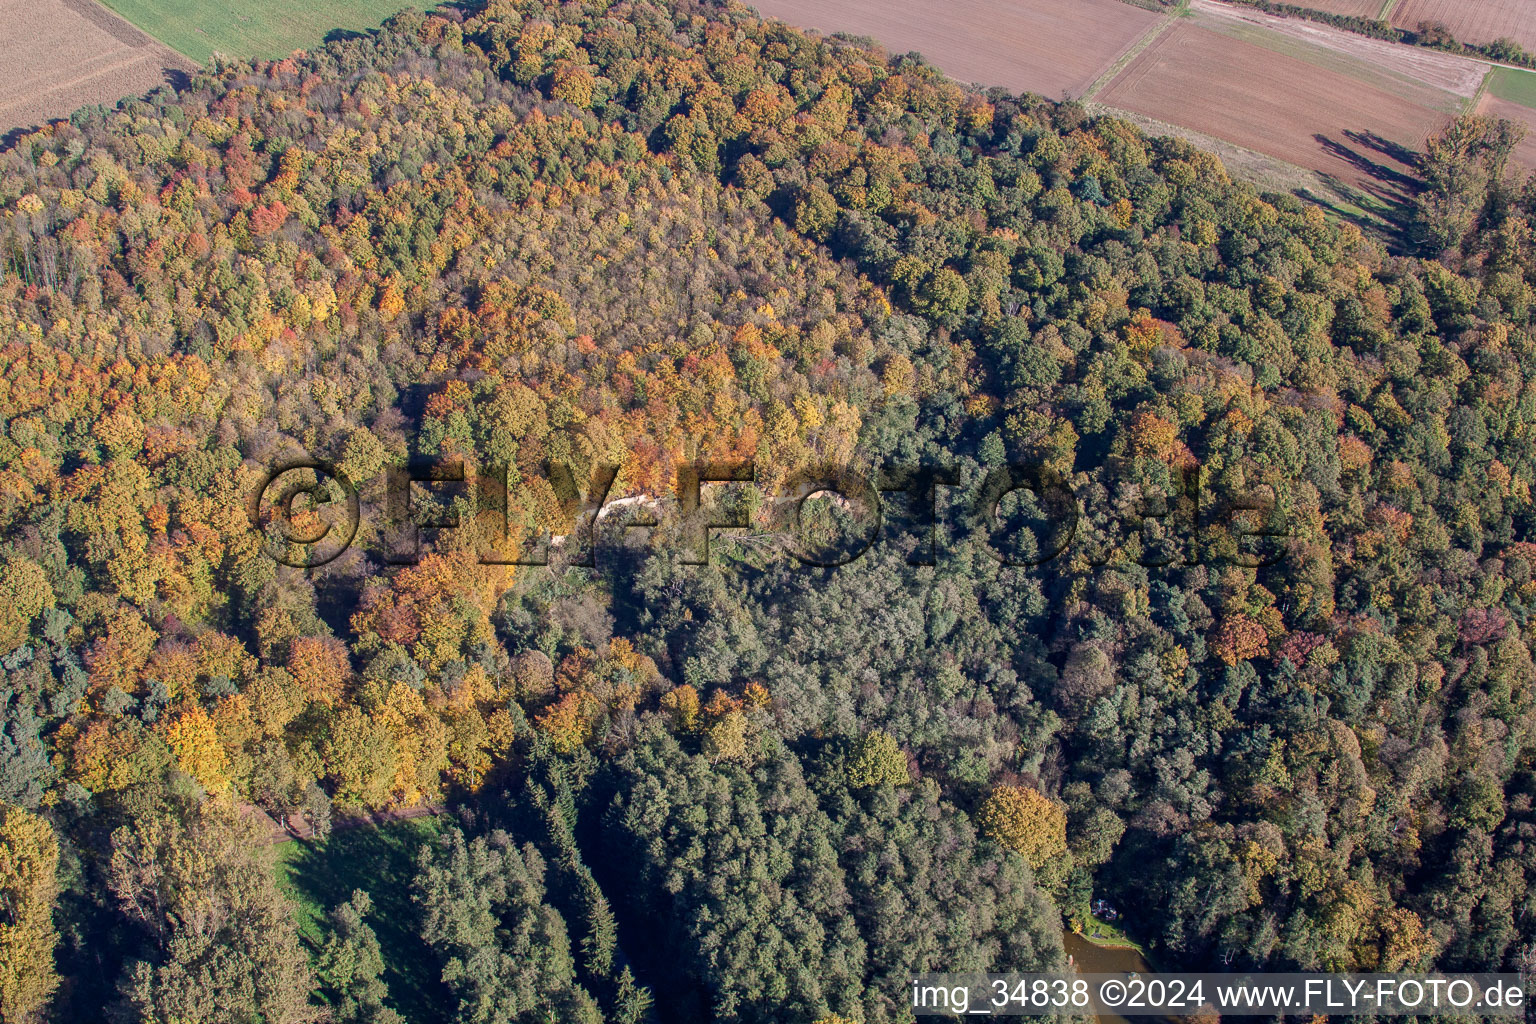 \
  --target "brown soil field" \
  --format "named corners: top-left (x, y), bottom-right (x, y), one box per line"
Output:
top-left (1391, 0), bottom-right (1536, 54)
top-left (1192, 0), bottom-right (1486, 106)
top-left (747, 0), bottom-right (1162, 98)
top-left (0, 0), bottom-right (197, 137)
top-left (1476, 94), bottom-right (1536, 168)
top-left (1098, 21), bottom-right (1453, 196)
